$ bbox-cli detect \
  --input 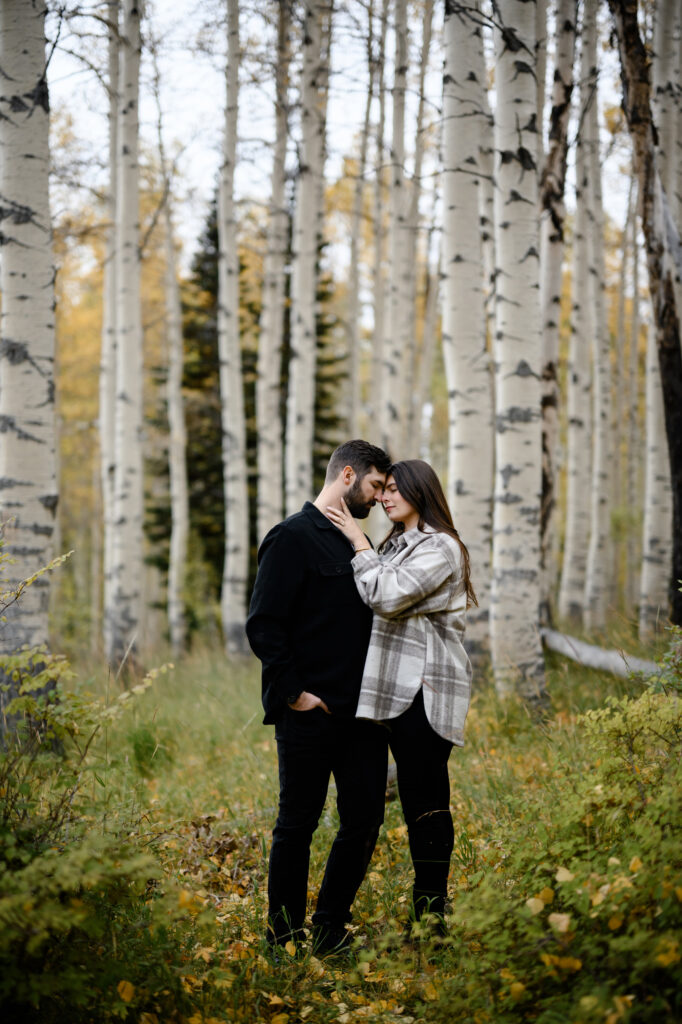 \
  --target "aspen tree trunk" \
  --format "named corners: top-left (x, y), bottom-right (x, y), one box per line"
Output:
top-left (539, 0), bottom-right (577, 622)
top-left (582, 7), bottom-right (611, 631)
top-left (557, 122), bottom-right (592, 623)
top-left (478, 58), bottom-right (495, 352)
top-left (101, 0), bottom-right (119, 660)
top-left (286, 1), bottom-right (327, 512)
top-left (639, 319), bottom-right (672, 637)
top-left (108, 0), bottom-right (144, 667)
top-left (163, 203), bottom-right (189, 655)
top-left (217, 0), bottom-right (249, 653)
top-left (611, 180), bottom-right (633, 606)
top-left (347, 0), bottom-right (374, 438)
top-left (442, 0), bottom-right (493, 659)
top-left (416, 236), bottom-right (440, 457)
top-left (0, 0), bottom-right (58, 659)
top-left (608, 0), bottom-right (682, 627)
top-left (489, 0), bottom-right (545, 699)
top-left (370, 0), bottom-right (389, 429)
top-left (404, 0), bottom-right (434, 454)
top-left (535, 0), bottom-right (547, 173)
top-left (652, 1), bottom-right (679, 218)
top-left (625, 200), bottom-right (641, 612)
top-left (256, 0), bottom-right (291, 540)
top-left (381, 0), bottom-right (409, 454)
